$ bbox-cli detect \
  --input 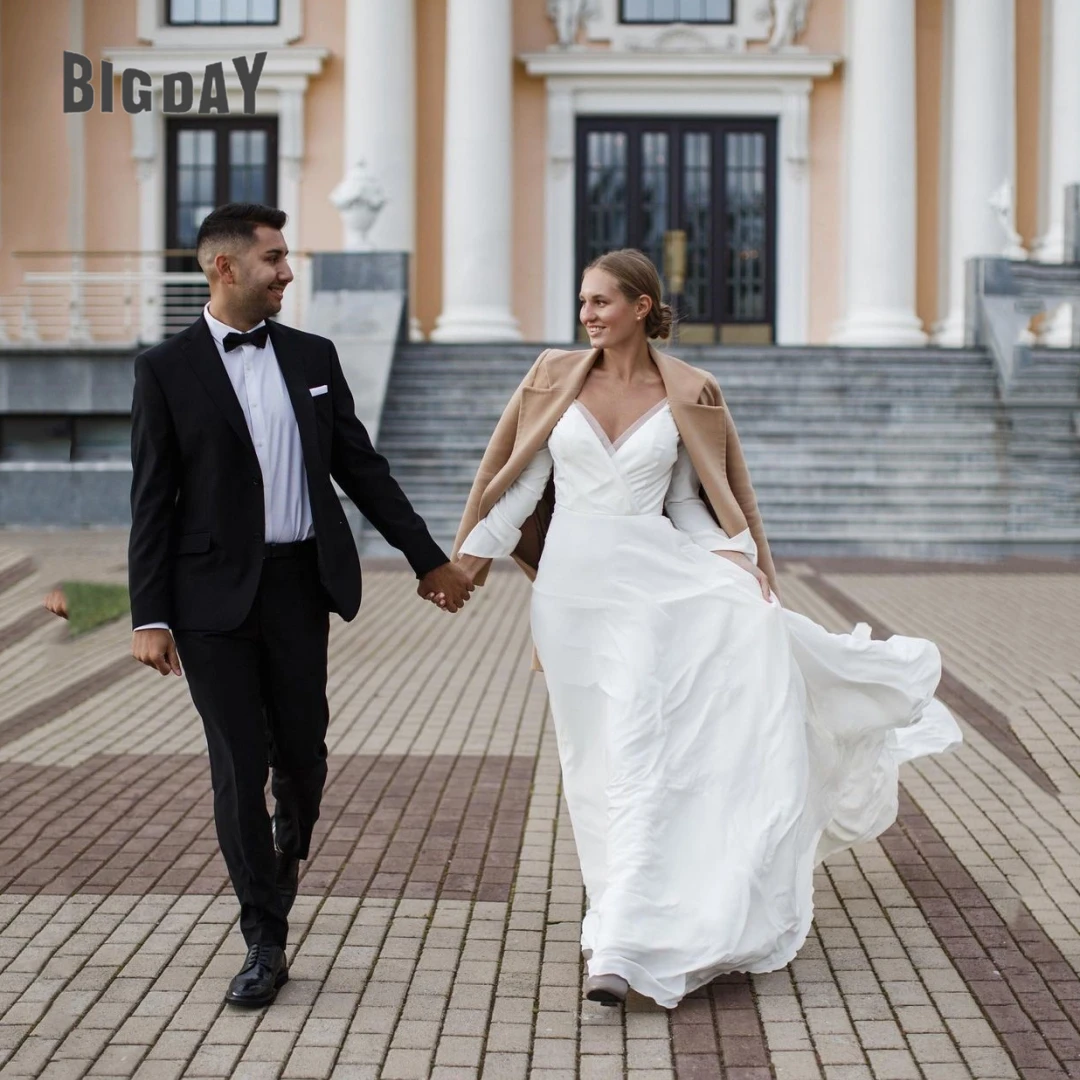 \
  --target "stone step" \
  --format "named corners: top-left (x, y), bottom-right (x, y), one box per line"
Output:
top-left (360, 536), bottom-right (1080, 561)
top-left (367, 342), bottom-right (1080, 559)
top-left (386, 471), bottom-right (1080, 497)
top-left (380, 438), bottom-right (1080, 464)
top-left (380, 415), bottom-right (1058, 438)
top-left (395, 343), bottom-right (993, 363)
top-left (398, 509), bottom-right (1080, 536)
top-left (384, 383), bottom-right (1063, 403)
top-left (384, 457), bottom-right (1080, 482)
top-left (389, 368), bottom-right (999, 387)
top-left (391, 477), bottom-right (1080, 505)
